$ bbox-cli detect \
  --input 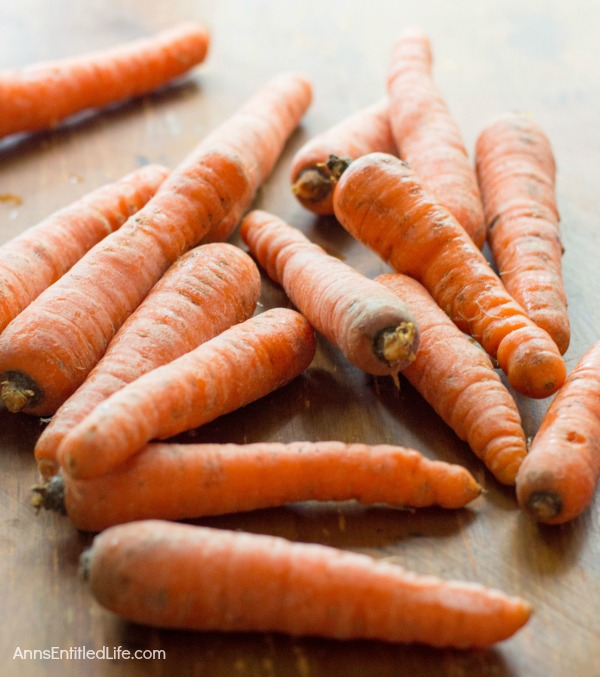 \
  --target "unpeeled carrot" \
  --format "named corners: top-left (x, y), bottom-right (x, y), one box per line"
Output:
top-left (386, 28), bottom-right (486, 248)
top-left (0, 22), bottom-right (210, 139)
top-left (332, 152), bottom-right (566, 399)
top-left (240, 210), bottom-right (419, 376)
top-left (0, 72), bottom-right (312, 416)
top-left (33, 242), bottom-right (261, 480)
